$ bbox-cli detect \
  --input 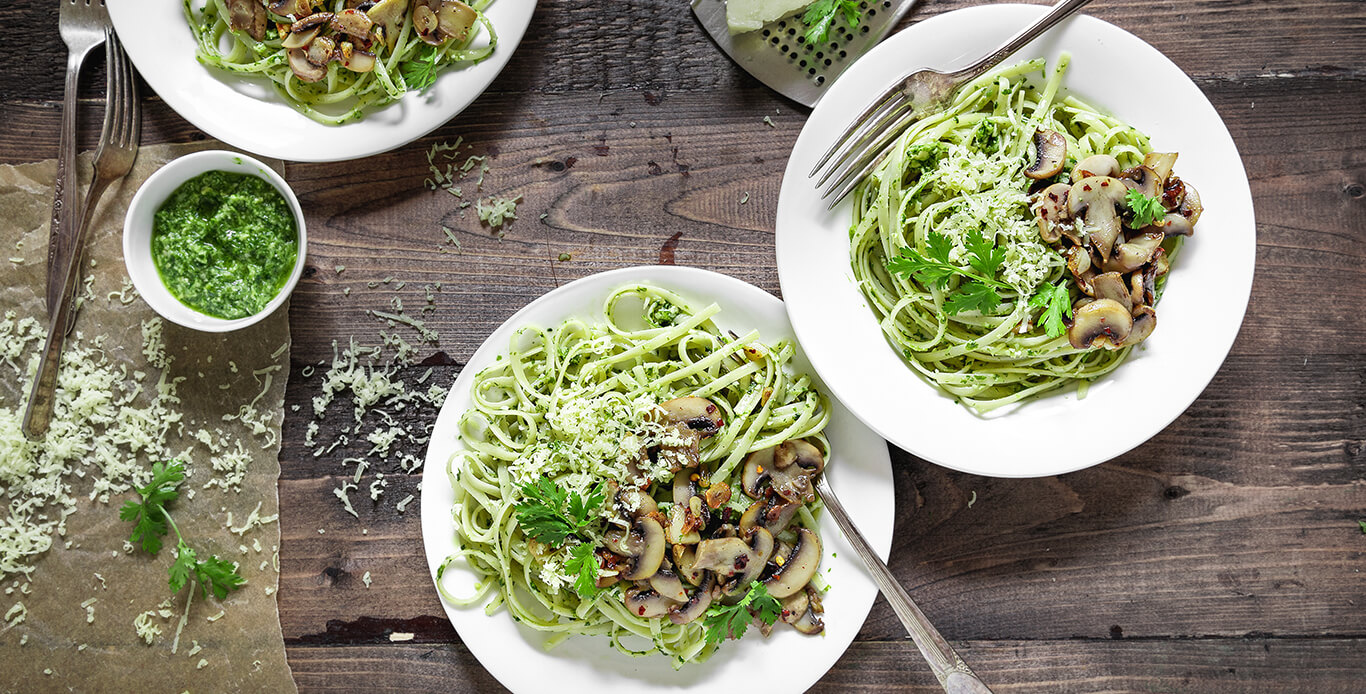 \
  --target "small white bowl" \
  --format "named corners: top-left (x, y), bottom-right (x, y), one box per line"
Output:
top-left (123, 149), bottom-right (307, 332)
